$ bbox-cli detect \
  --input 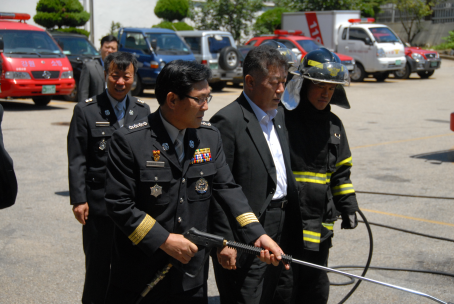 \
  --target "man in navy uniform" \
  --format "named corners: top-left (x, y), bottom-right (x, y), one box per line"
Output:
top-left (104, 60), bottom-right (287, 304)
top-left (68, 51), bottom-right (150, 304)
